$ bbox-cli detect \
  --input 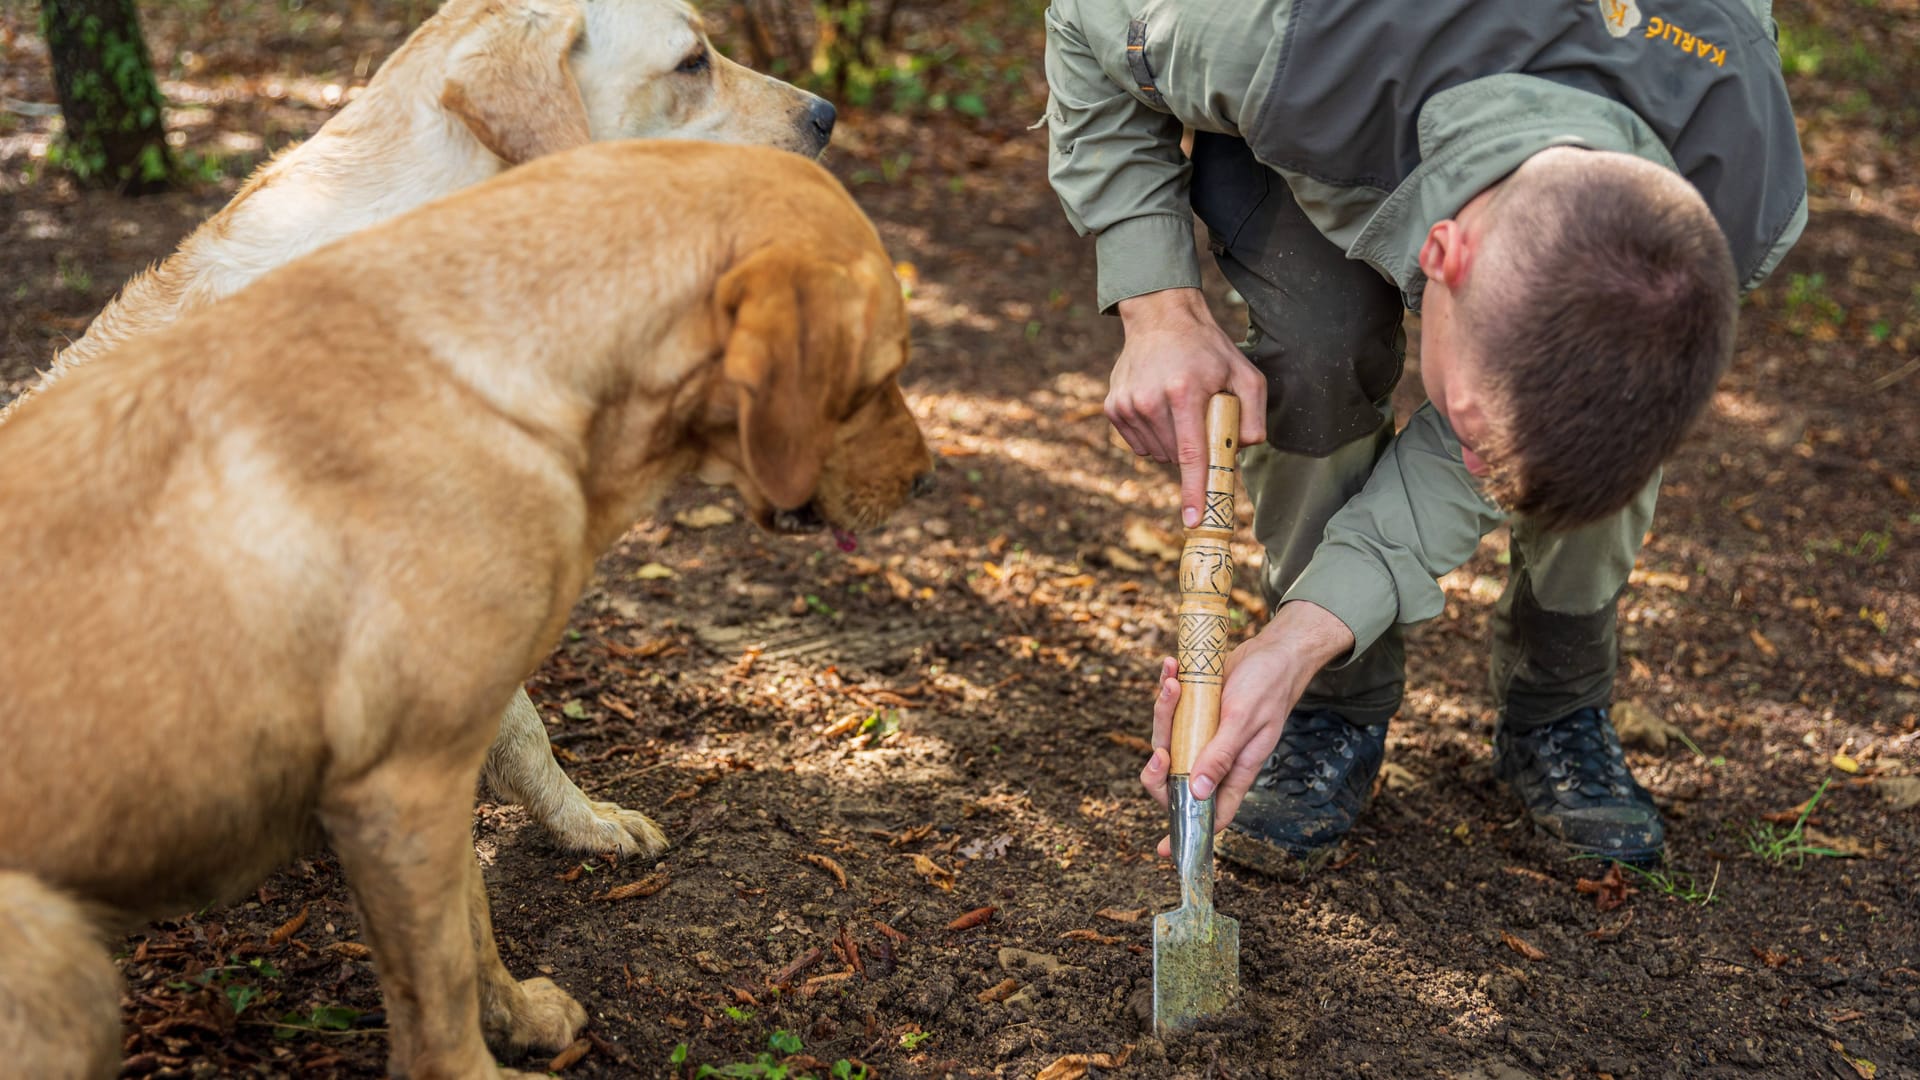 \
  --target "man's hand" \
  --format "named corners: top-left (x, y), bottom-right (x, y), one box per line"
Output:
top-left (1110, 288), bottom-right (1267, 527)
top-left (1139, 600), bottom-right (1355, 855)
